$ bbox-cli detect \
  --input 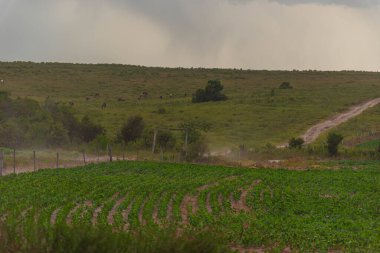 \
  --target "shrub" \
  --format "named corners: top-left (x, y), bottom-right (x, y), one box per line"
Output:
top-left (80, 116), bottom-right (105, 143)
top-left (327, 133), bottom-right (344, 156)
top-left (279, 82), bottom-right (293, 89)
top-left (289, 137), bottom-right (304, 149)
top-left (192, 80), bottom-right (227, 103)
top-left (118, 116), bottom-right (145, 144)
